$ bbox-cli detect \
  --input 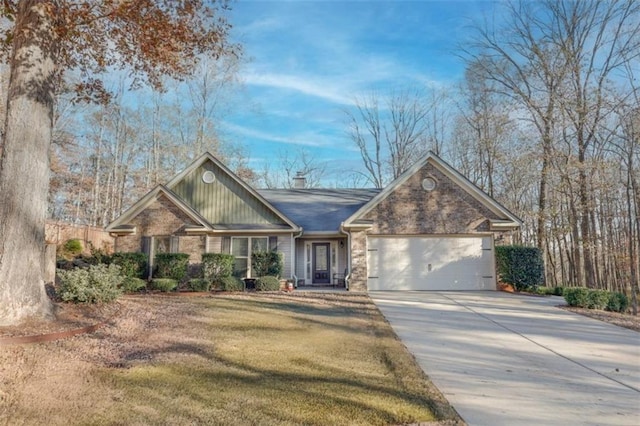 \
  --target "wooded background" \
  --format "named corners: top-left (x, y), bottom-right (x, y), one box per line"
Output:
top-left (0, 0), bottom-right (636, 294)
